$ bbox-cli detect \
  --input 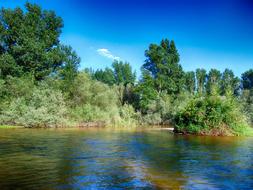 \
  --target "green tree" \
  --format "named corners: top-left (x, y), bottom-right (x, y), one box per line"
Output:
top-left (196, 68), bottom-right (206, 96)
top-left (93, 68), bottom-right (116, 86)
top-left (92, 61), bottom-right (136, 106)
top-left (221, 69), bottom-right (240, 96)
top-left (185, 71), bottom-right (195, 94)
top-left (135, 69), bottom-right (158, 112)
top-left (0, 3), bottom-right (73, 80)
top-left (112, 60), bottom-right (136, 86)
top-left (0, 53), bottom-right (22, 78)
top-left (206, 69), bottom-right (221, 95)
top-left (242, 69), bottom-right (253, 90)
top-left (93, 61), bottom-right (136, 86)
top-left (241, 69), bottom-right (253, 124)
top-left (68, 72), bottom-right (120, 124)
top-left (143, 39), bottom-right (184, 94)
top-left (58, 45), bottom-right (80, 94)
